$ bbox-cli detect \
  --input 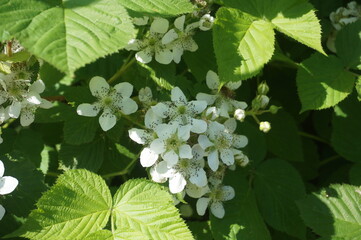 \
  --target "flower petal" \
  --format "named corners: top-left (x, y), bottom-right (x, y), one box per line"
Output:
top-left (208, 150), bottom-right (219, 171)
top-left (89, 76), bottom-right (109, 98)
top-left (196, 197), bottom-right (210, 216)
top-left (225, 80), bottom-right (242, 90)
top-left (40, 99), bottom-right (53, 109)
top-left (230, 100), bottom-right (248, 110)
top-left (152, 102), bottom-right (171, 118)
top-left (77, 103), bottom-right (100, 117)
top-left (0, 204), bottom-right (5, 221)
top-left (174, 15), bottom-right (185, 31)
top-left (189, 167), bottom-right (207, 187)
top-left (171, 87), bottom-right (187, 105)
top-left (8, 101), bottom-right (21, 118)
top-left (191, 118), bottom-right (207, 134)
top-left (0, 161), bottom-right (4, 177)
top-left (221, 186), bottom-right (235, 201)
top-left (172, 43), bottom-right (184, 64)
top-left (162, 29), bottom-right (178, 45)
top-left (224, 118), bottom-right (237, 133)
top-left (20, 109), bottom-right (35, 127)
top-left (155, 48), bottom-right (173, 64)
top-left (145, 108), bottom-right (162, 129)
top-left (192, 144), bottom-right (205, 160)
top-left (126, 39), bottom-right (143, 51)
top-left (196, 93), bottom-right (217, 105)
top-left (198, 135), bottom-right (214, 150)
top-left (177, 124), bottom-right (191, 141)
top-left (26, 92), bottom-right (42, 105)
top-left (206, 70), bottom-right (220, 90)
top-left (187, 100), bottom-right (207, 114)
top-left (114, 82), bottom-right (133, 98)
top-left (210, 201), bottom-right (225, 219)
top-left (150, 165), bottom-right (167, 183)
top-left (0, 176), bottom-right (18, 195)
top-left (155, 123), bottom-right (177, 139)
top-left (128, 128), bottom-right (150, 144)
top-left (99, 109), bottom-right (117, 131)
top-left (183, 38), bottom-right (198, 52)
top-left (169, 172), bottom-right (187, 193)
top-left (179, 144), bottom-right (193, 159)
top-left (220, 149), bottom-right (234, 166)
top-left (29, 80), bottom-right (45, 93)
top-left (140, 147), bottom-right (158, 167)
top-left (163, 150), bottom-right (179, 167)
top-left (186, 183), bottom-right (209, 198)
top-left (150, 139), bottom-right (166, 154)
top-left (150, 18), bottom-right (169, 34)
top-left (233, 135), bottom-right (248, 148)
top-left (119, 98), bottom-right (138, 115)
top-left (136, 48), bottom-right (153, 63)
